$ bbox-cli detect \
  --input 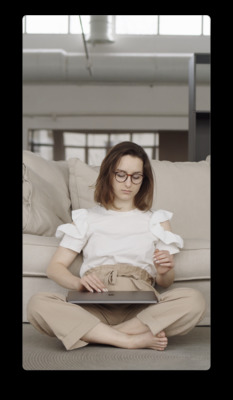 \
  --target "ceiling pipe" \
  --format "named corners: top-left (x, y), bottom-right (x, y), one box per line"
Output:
top-left (86, 15), bottom-right (114, 44)
top-left (22, 50), bottom-right (210, 84)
